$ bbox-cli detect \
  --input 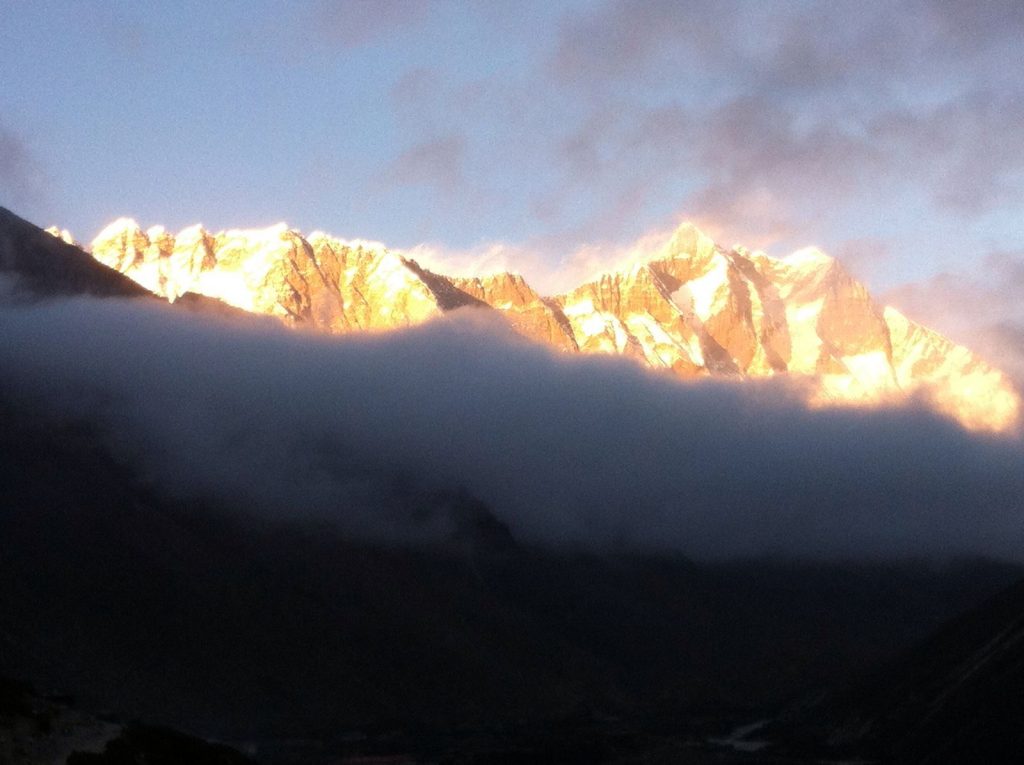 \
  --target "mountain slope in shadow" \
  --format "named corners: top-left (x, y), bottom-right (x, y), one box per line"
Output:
top-left (1, 395), bottom-right (1020, 752)
top-left (783, 574), bottom-right (1024, 764)
top-left (0, 206), bottom-right (253, 322)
